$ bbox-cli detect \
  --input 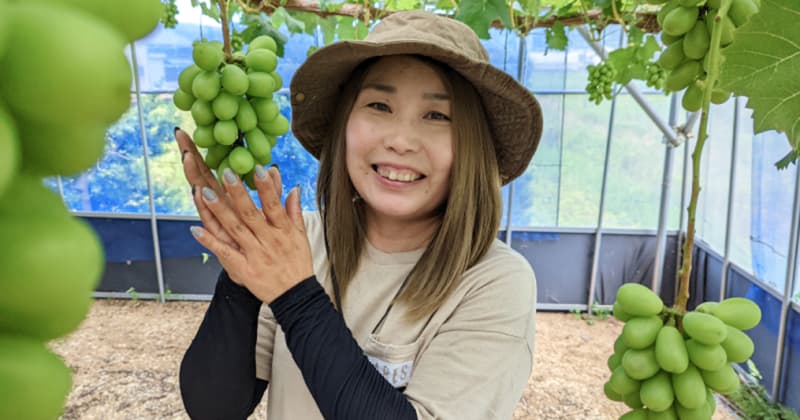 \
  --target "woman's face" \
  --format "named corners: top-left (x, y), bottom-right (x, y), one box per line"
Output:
top-left (345, 56), bottom-right (454, 224)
